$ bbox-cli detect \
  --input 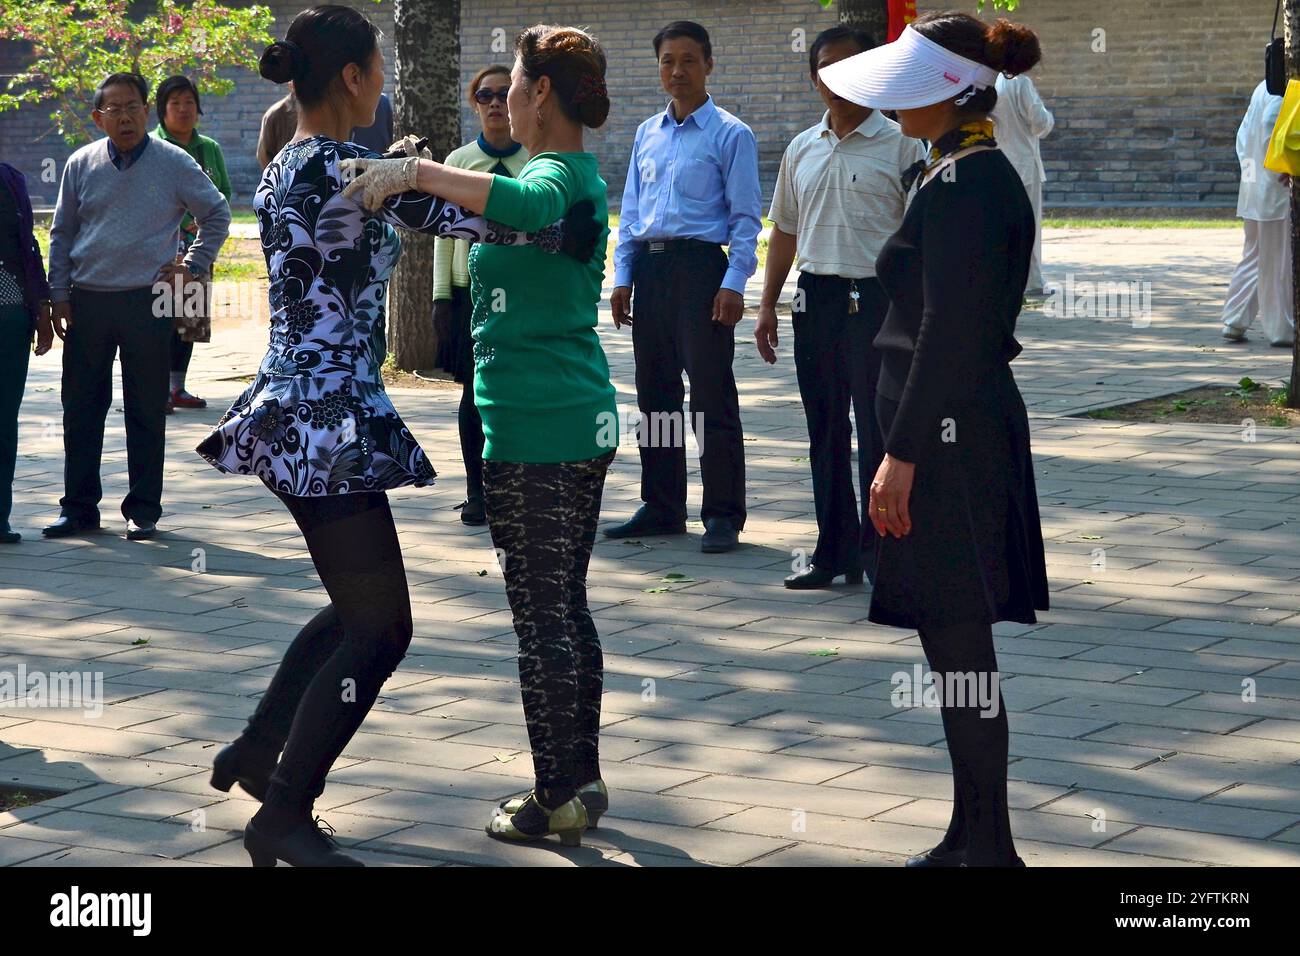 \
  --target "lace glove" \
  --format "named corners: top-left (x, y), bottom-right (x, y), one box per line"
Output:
top-left (384, 135), bottom-right (432, 160)
top-left (339, 156), bottom-right (420, 211)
